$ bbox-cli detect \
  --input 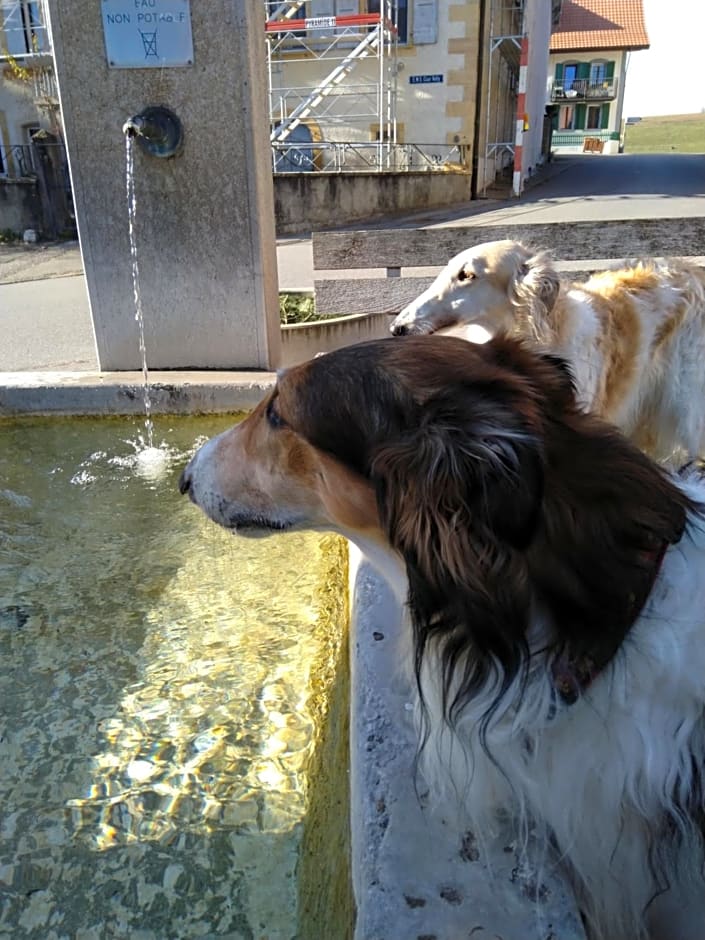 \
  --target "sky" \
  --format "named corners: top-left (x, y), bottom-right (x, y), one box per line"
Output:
top-left (621, 0), bottom-right (705, 117)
